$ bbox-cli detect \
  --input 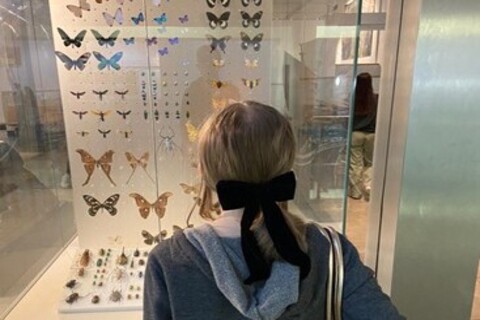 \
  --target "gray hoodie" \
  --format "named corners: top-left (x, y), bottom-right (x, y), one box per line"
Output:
top-left (144, 223), bottom-right (405, 320)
